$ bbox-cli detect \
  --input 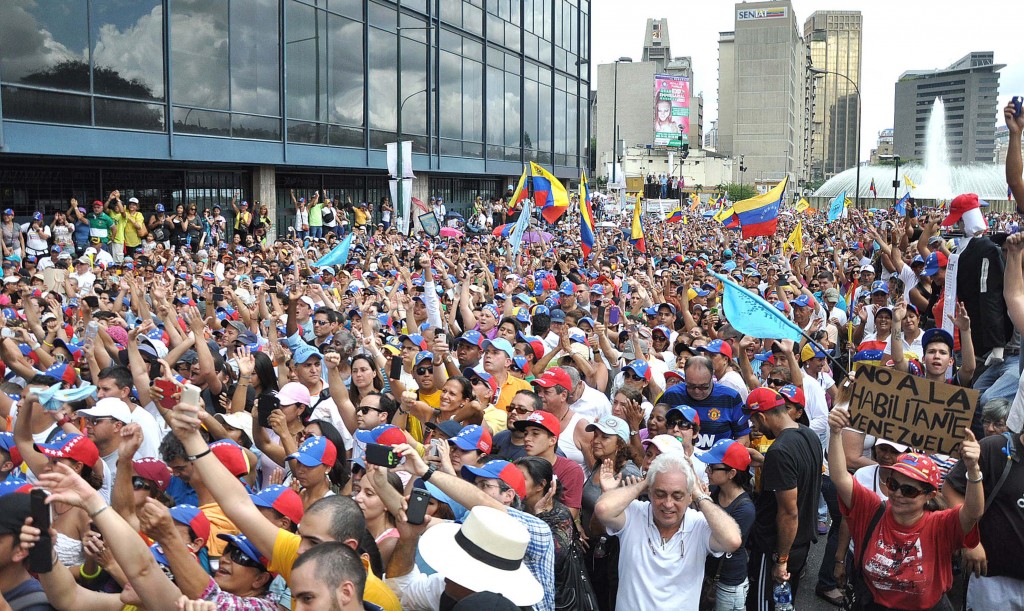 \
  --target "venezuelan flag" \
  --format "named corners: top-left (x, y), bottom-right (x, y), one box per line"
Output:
top-left (667, 205), bottom-right (683, 223)
top-left (530, 162), bottom-right (569, 224)
top-left (724, 213), bottom-right (740, 229)
top-left (630, 198), bottom-right (646, 253)
top-left (579, 171), bottom-right (596, 259)
top-left (734, 176), bottom-right (788, 238)
top-left (869, 178), bottom-right (877, 198)
top-left (507, 166), bottom-right (529, 213)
